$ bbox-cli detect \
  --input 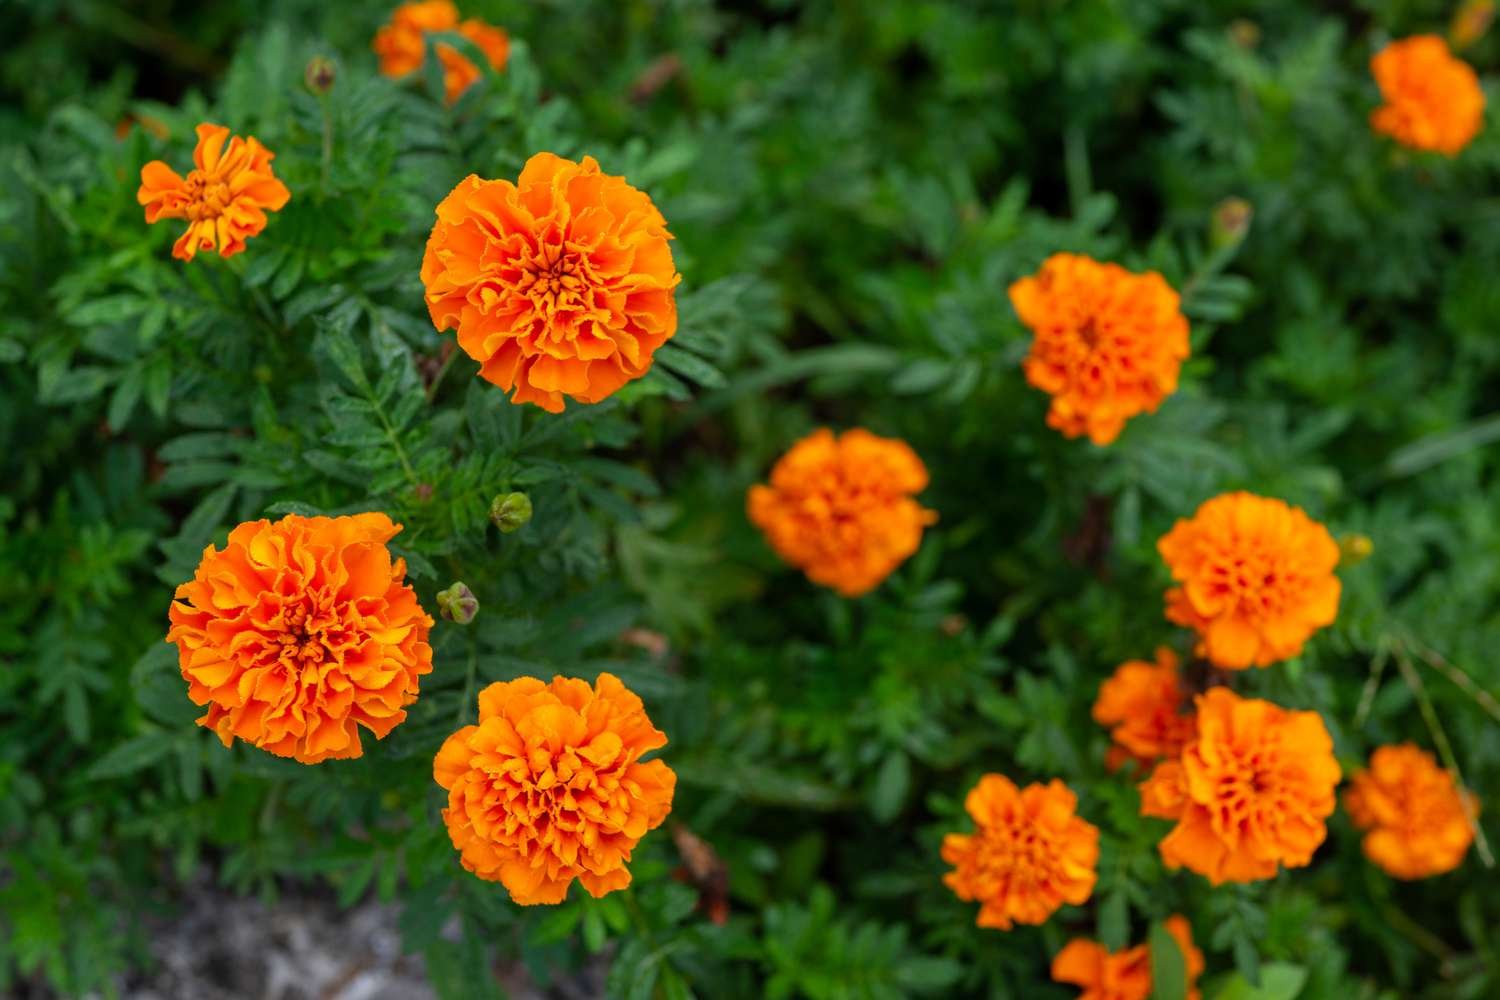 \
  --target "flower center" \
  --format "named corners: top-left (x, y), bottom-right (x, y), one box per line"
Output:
top-left (1077, 315), bottom-right (1101, 350)
top-left (978, 823), bottom-right (1054, 886)
top-left (183, 170), bottom-right (233, 221)
top-left (514, 241), bottom-right (597, 335)
top-left (277, 605), bottom-right (330, 665)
